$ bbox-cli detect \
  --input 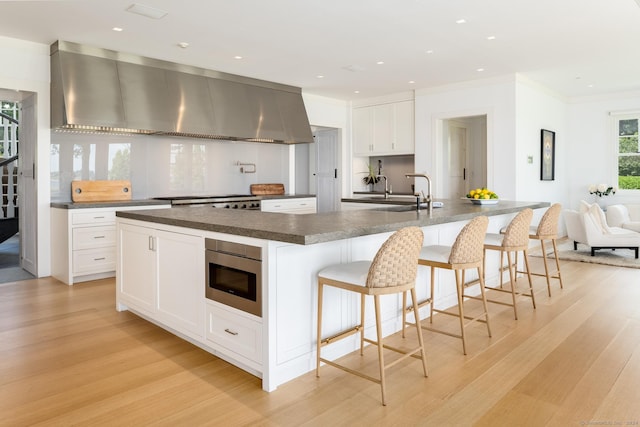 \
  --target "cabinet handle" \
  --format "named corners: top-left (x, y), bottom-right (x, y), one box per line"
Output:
top-left (93, 257), bottom-right (106, 261)
top-left (94, 236), bottom-right (105, 239)
top-left (148, 236), bottom-right (156, 251)
top-left (224, 328), bottom-right (239, 336)
top-left (93, 216), bottom-right (105, 219)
